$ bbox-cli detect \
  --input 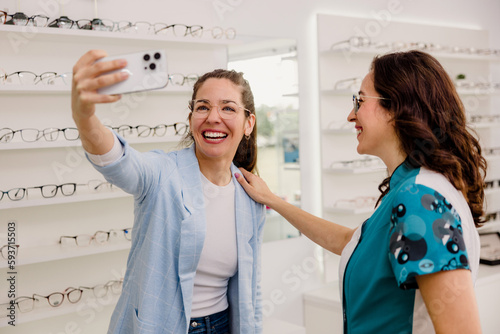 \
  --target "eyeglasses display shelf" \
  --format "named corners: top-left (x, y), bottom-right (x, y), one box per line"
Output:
top-left (322, 43), bottom-right (500, 62)
top-left (0, 240), bottom-right (131, 269)
top-left (0, 189), bottom-right (131, 210)
top-left (0, 5), bottom-right (237, 333)
top-left (1, 292), bottom-right (120, 328)
top-left (0, 24), bottom-right (239, 46)
top-left (0, 83), bottom-right (196, 95)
